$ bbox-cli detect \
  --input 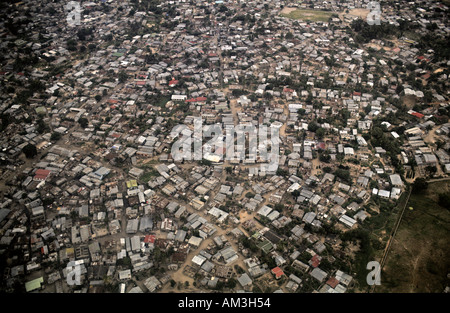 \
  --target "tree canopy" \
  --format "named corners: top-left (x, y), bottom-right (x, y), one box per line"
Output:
top-left (22, 143), bottom-right (37, 158)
